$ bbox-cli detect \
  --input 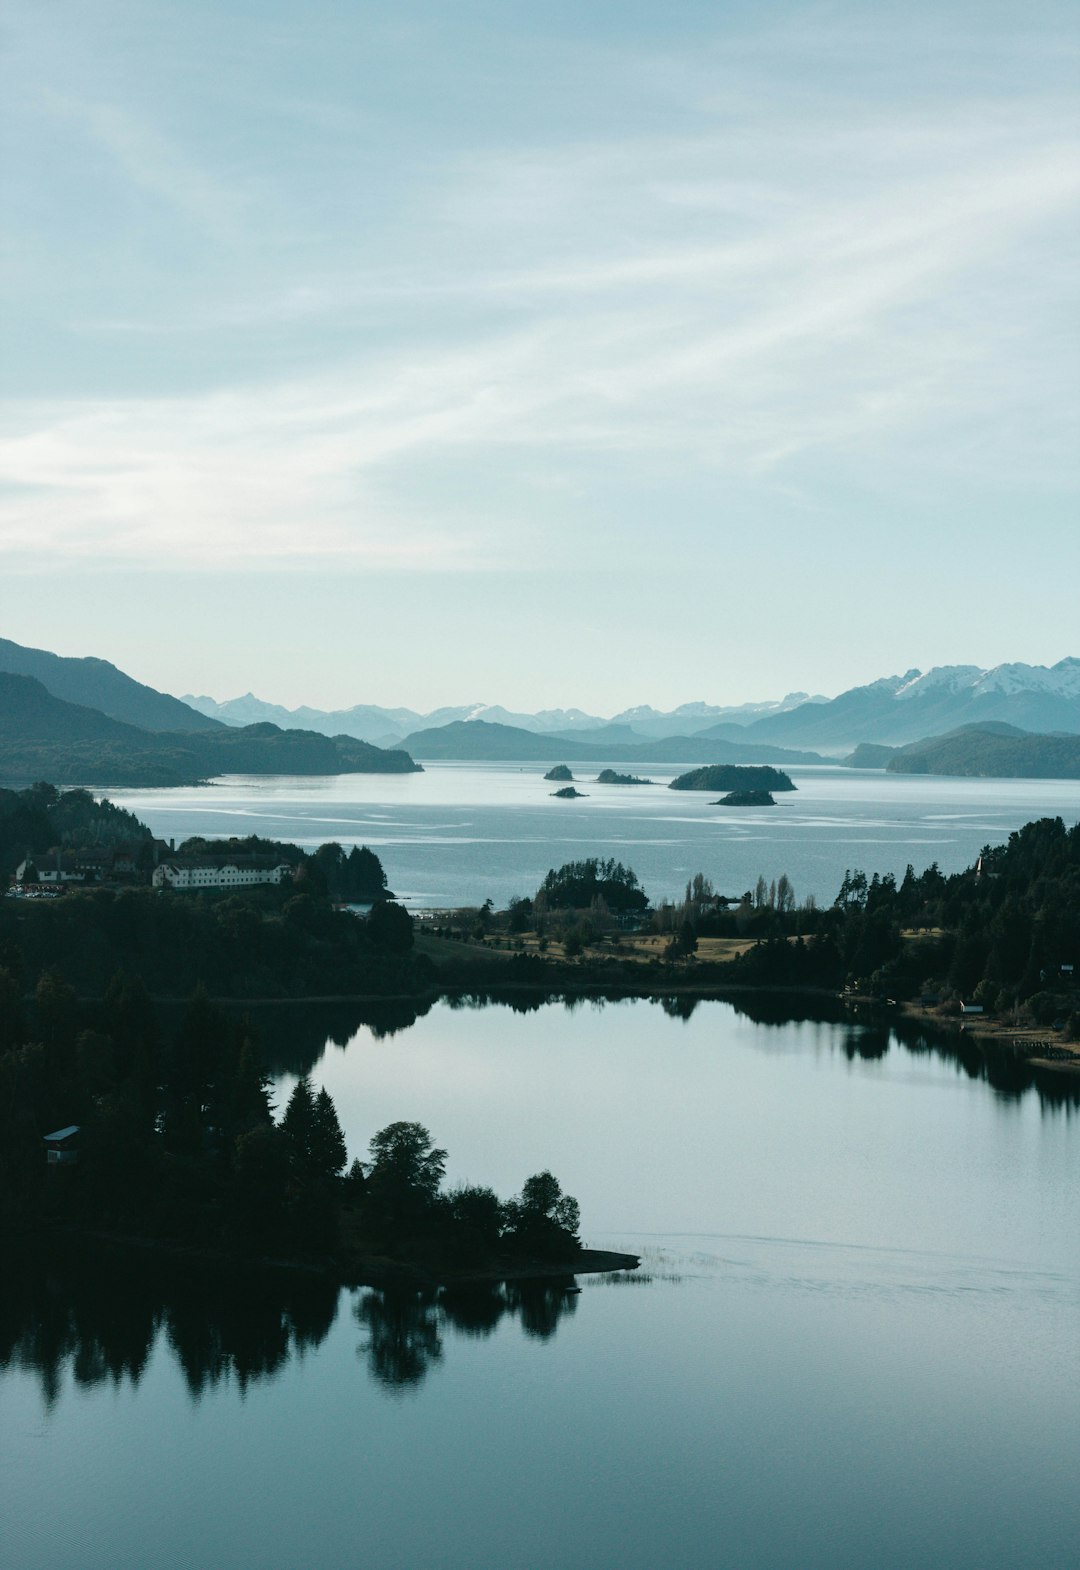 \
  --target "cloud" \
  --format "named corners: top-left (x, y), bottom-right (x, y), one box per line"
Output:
top-left (2, 9), bottom-right (1077, 571)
